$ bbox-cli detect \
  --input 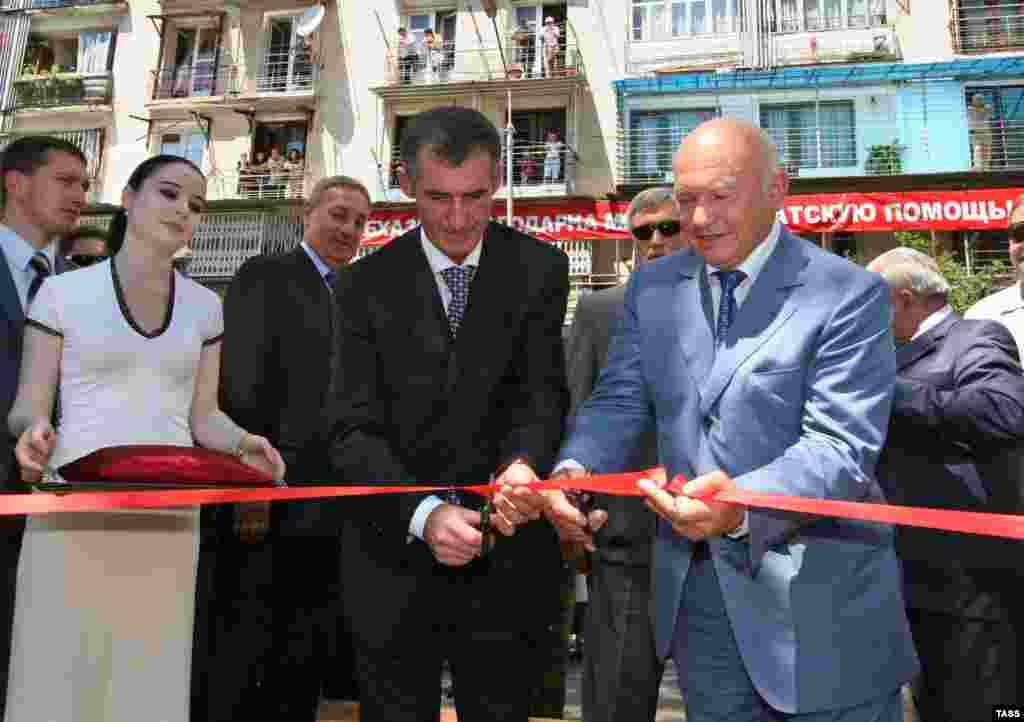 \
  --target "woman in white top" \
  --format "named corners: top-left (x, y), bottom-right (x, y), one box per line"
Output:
top-left (5, 154), bottom-right (285, 722)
